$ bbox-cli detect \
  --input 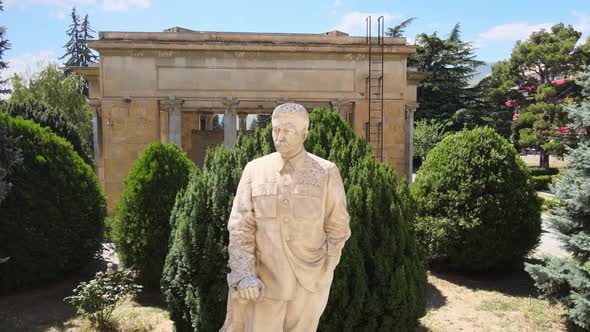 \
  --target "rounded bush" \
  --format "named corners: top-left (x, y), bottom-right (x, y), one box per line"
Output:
top-left (111, 143), bottom-right (193, 288)
top-left (0, 114), bottom-right (106, 292)
top-left (412, 126), bottom-right (542, 271)
top-left (1, 98), bottom-right (93, 165)
top-left (162, 109), bottom-right (426, 331)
